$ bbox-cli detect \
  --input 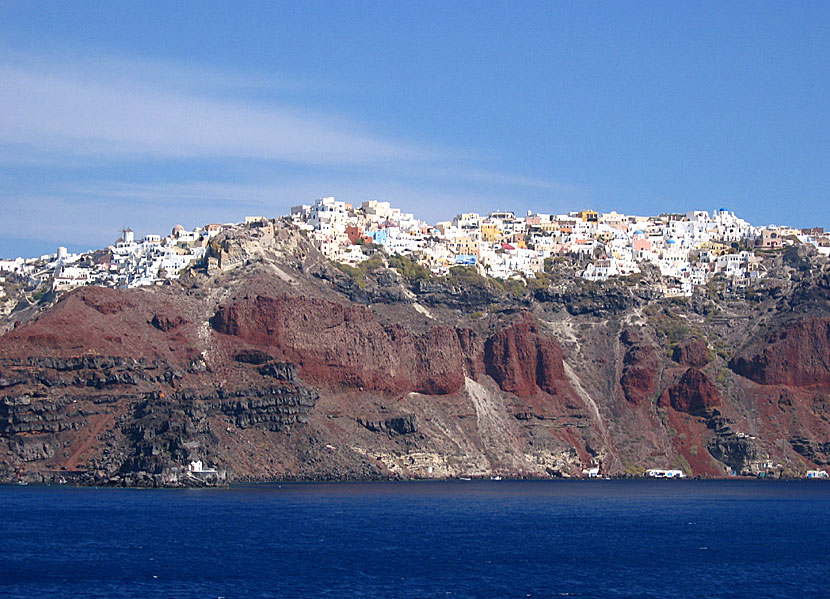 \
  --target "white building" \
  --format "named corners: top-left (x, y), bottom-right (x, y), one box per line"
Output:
top-left (645, 469), bottom-right (685, 478)
top-left (53, 265), bottom-right (92, 292)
